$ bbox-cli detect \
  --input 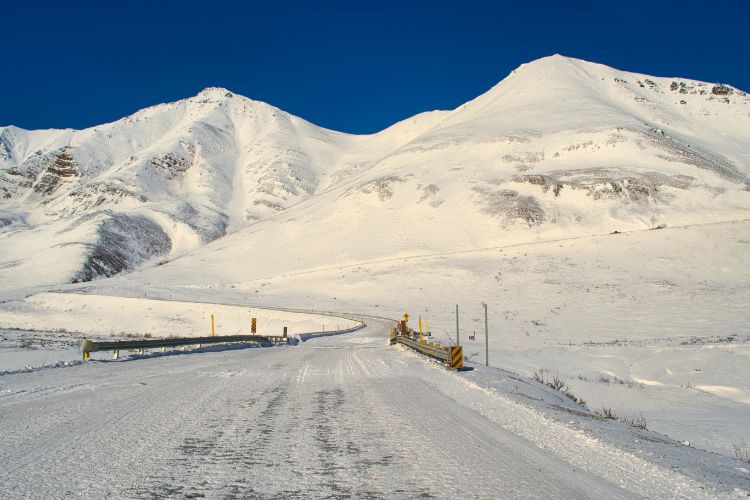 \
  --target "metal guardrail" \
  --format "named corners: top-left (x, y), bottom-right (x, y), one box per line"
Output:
top-left (80, 335), bottom-right (288, 360)
top-left (81, 321), bottom-right (368, 360)
top-left (295, 323), bottom-right (366, 341)
top-left (390, 331), bottom-right (463, 370)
